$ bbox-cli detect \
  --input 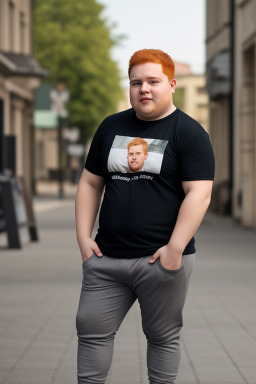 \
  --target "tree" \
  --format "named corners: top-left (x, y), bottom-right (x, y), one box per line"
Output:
top-left (173, 88), bottom-right (184, 110)
top-left (33, 0), bottom-right (123, 142)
